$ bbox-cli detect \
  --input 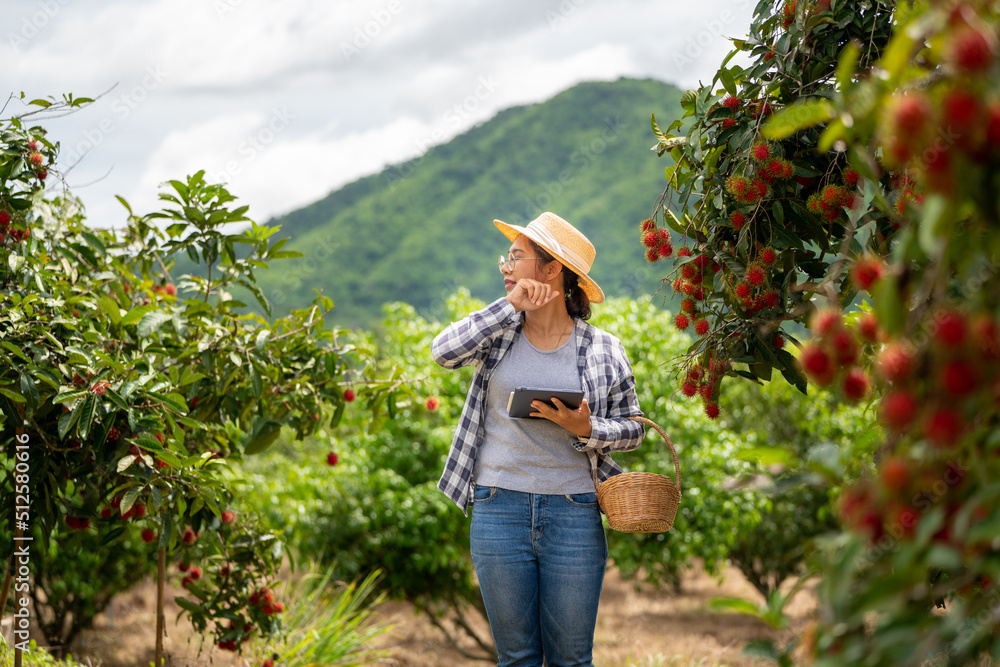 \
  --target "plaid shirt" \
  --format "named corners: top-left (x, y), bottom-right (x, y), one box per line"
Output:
top-left (432, 297), bottom-right (645, 514)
